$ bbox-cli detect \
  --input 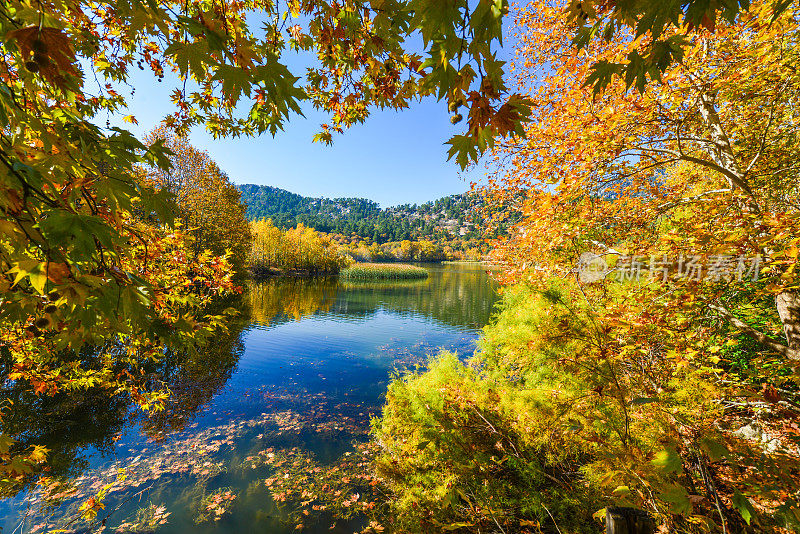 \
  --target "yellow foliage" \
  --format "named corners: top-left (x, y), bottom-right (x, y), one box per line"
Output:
top-left (249, 219), bottom-right (348, 275)
top-left (141, 126), bottom-right (252, 275)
